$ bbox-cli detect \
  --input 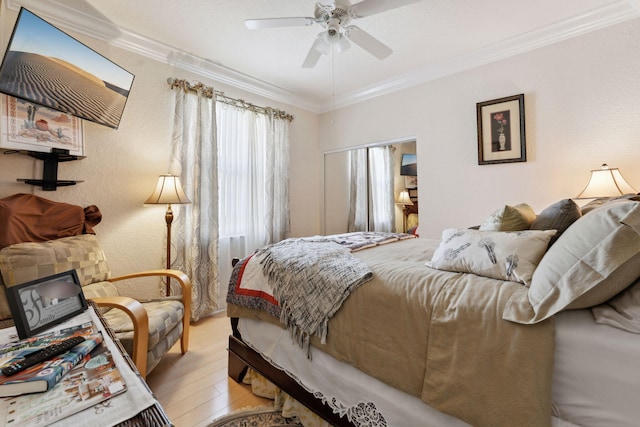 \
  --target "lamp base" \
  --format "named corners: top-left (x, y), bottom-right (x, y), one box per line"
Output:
top-left (165, 204), bottom-right (174, 297)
